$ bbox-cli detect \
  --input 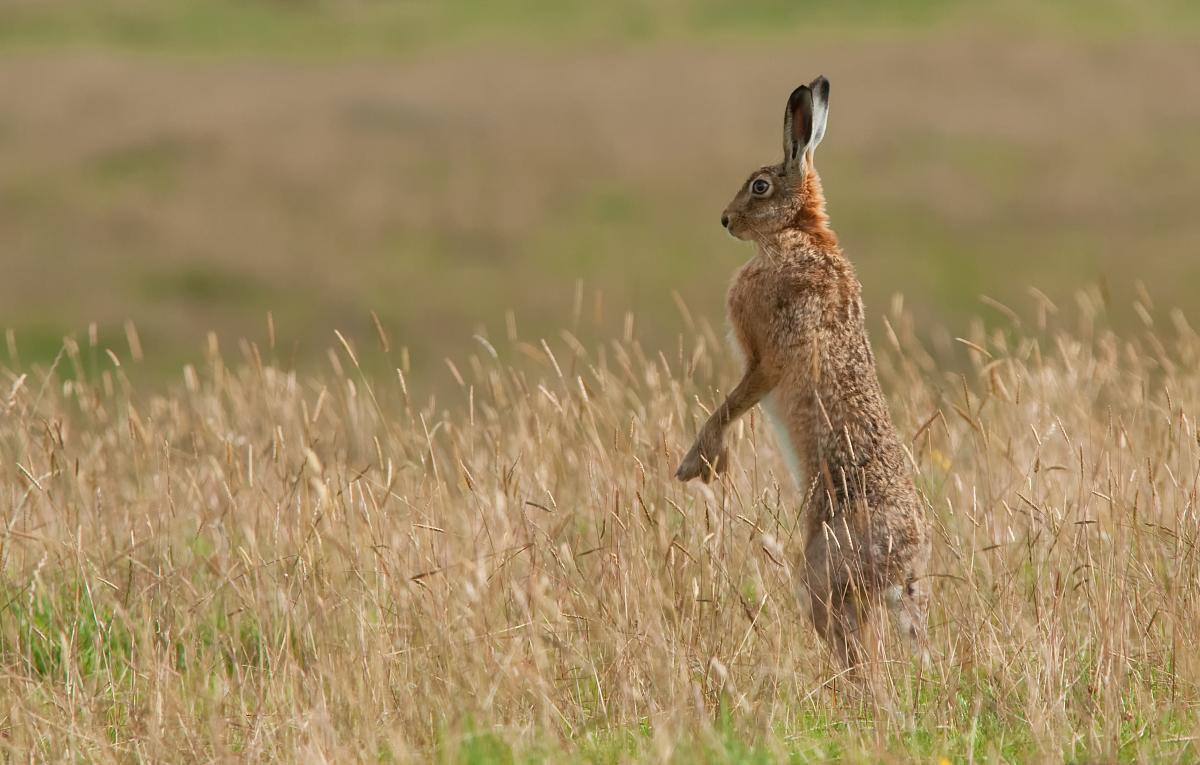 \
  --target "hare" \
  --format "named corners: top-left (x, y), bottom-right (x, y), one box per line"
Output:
top-left (675, 76), bottom-right (930, 666)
